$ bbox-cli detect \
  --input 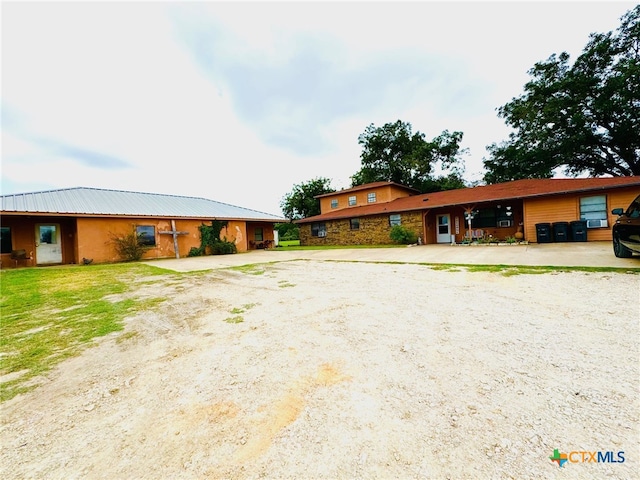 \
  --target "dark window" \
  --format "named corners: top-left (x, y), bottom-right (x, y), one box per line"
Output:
top-left (0, 227), bottom-right (12, 254)
top-left (350, 218), bottom-right (360, 230)
top-left (470, 208), bottom-right (497, 228)
top-left (136, 225), bottom-right (156, 246)
top-left (389, 214), bottom-right (401, 226)
top-left (311, 223), bottom-right (326, 237)
top-left (626, 197), bottom-right (640, 218)
top-left (496, 206), bottom-right (514, 227)
top-left (255, 228), bottom-right (263, 241)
